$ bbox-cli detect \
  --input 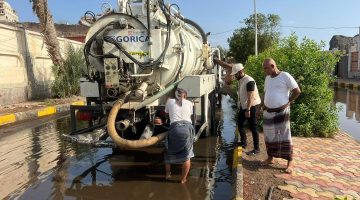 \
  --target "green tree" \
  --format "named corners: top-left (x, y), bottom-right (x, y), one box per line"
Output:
top-left (245, 34), bottom-right (341, 137)
top-left (51, 45), bottom-right (86, 98)
top-left (228, 13), bottom-right (280, 64)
